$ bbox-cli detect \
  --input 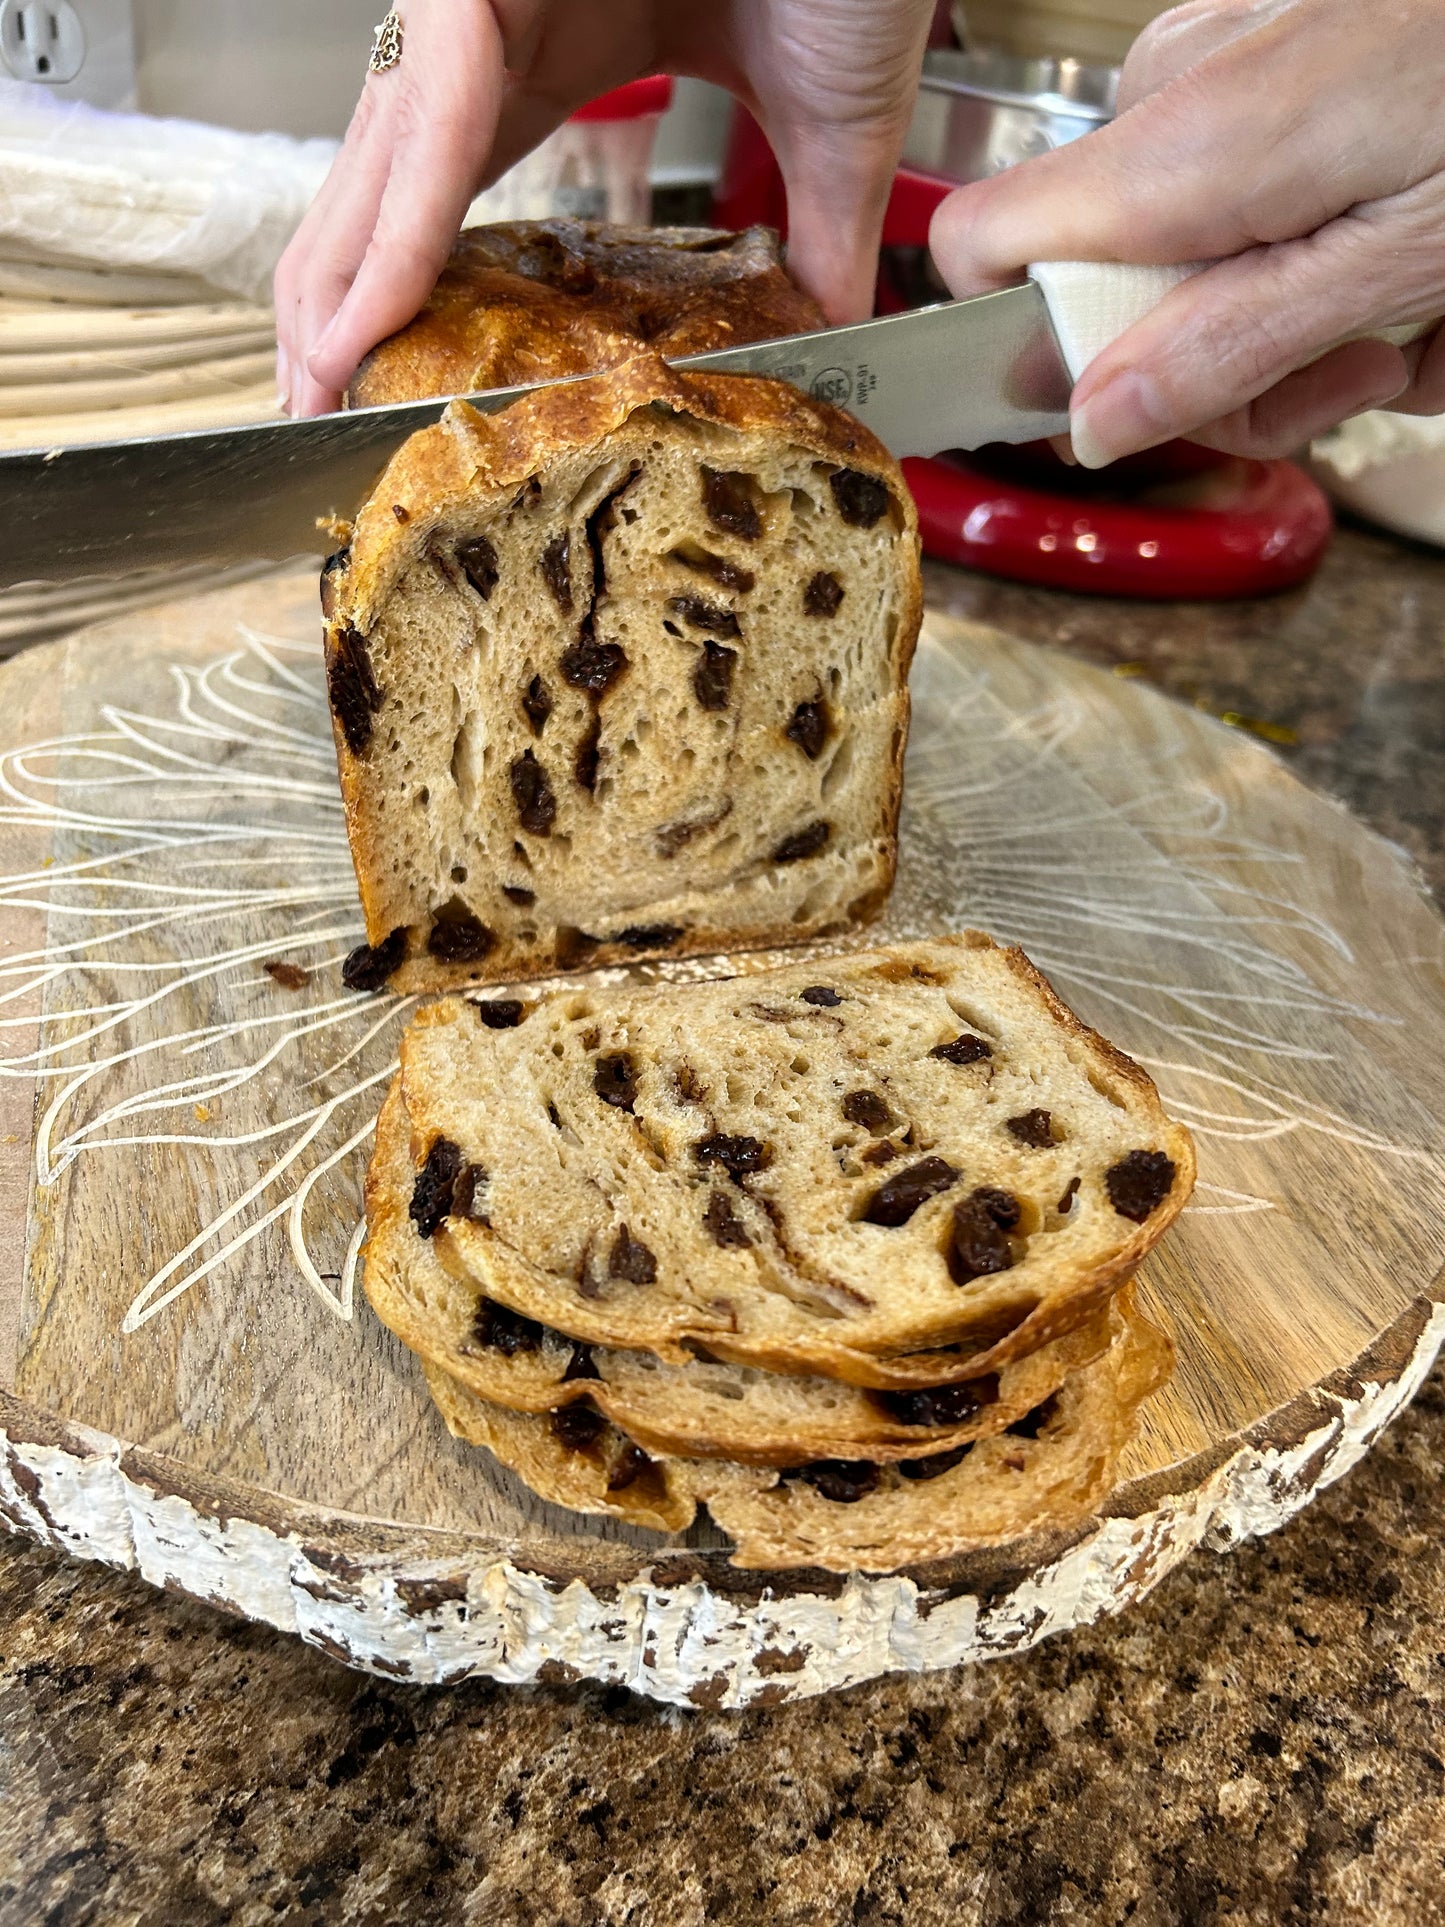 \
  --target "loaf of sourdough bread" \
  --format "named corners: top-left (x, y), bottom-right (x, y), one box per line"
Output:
top-left (392, 933), bottom-right (1195, 1383)
top-left (346, 220), bottom-right (826, 409)
top-left (422, 1288), bottom-right (1171, 1571)
top-left (365, 1084), bottom-right (1114, 1466)
top-left (324, 353), bottom-right (920, 994)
